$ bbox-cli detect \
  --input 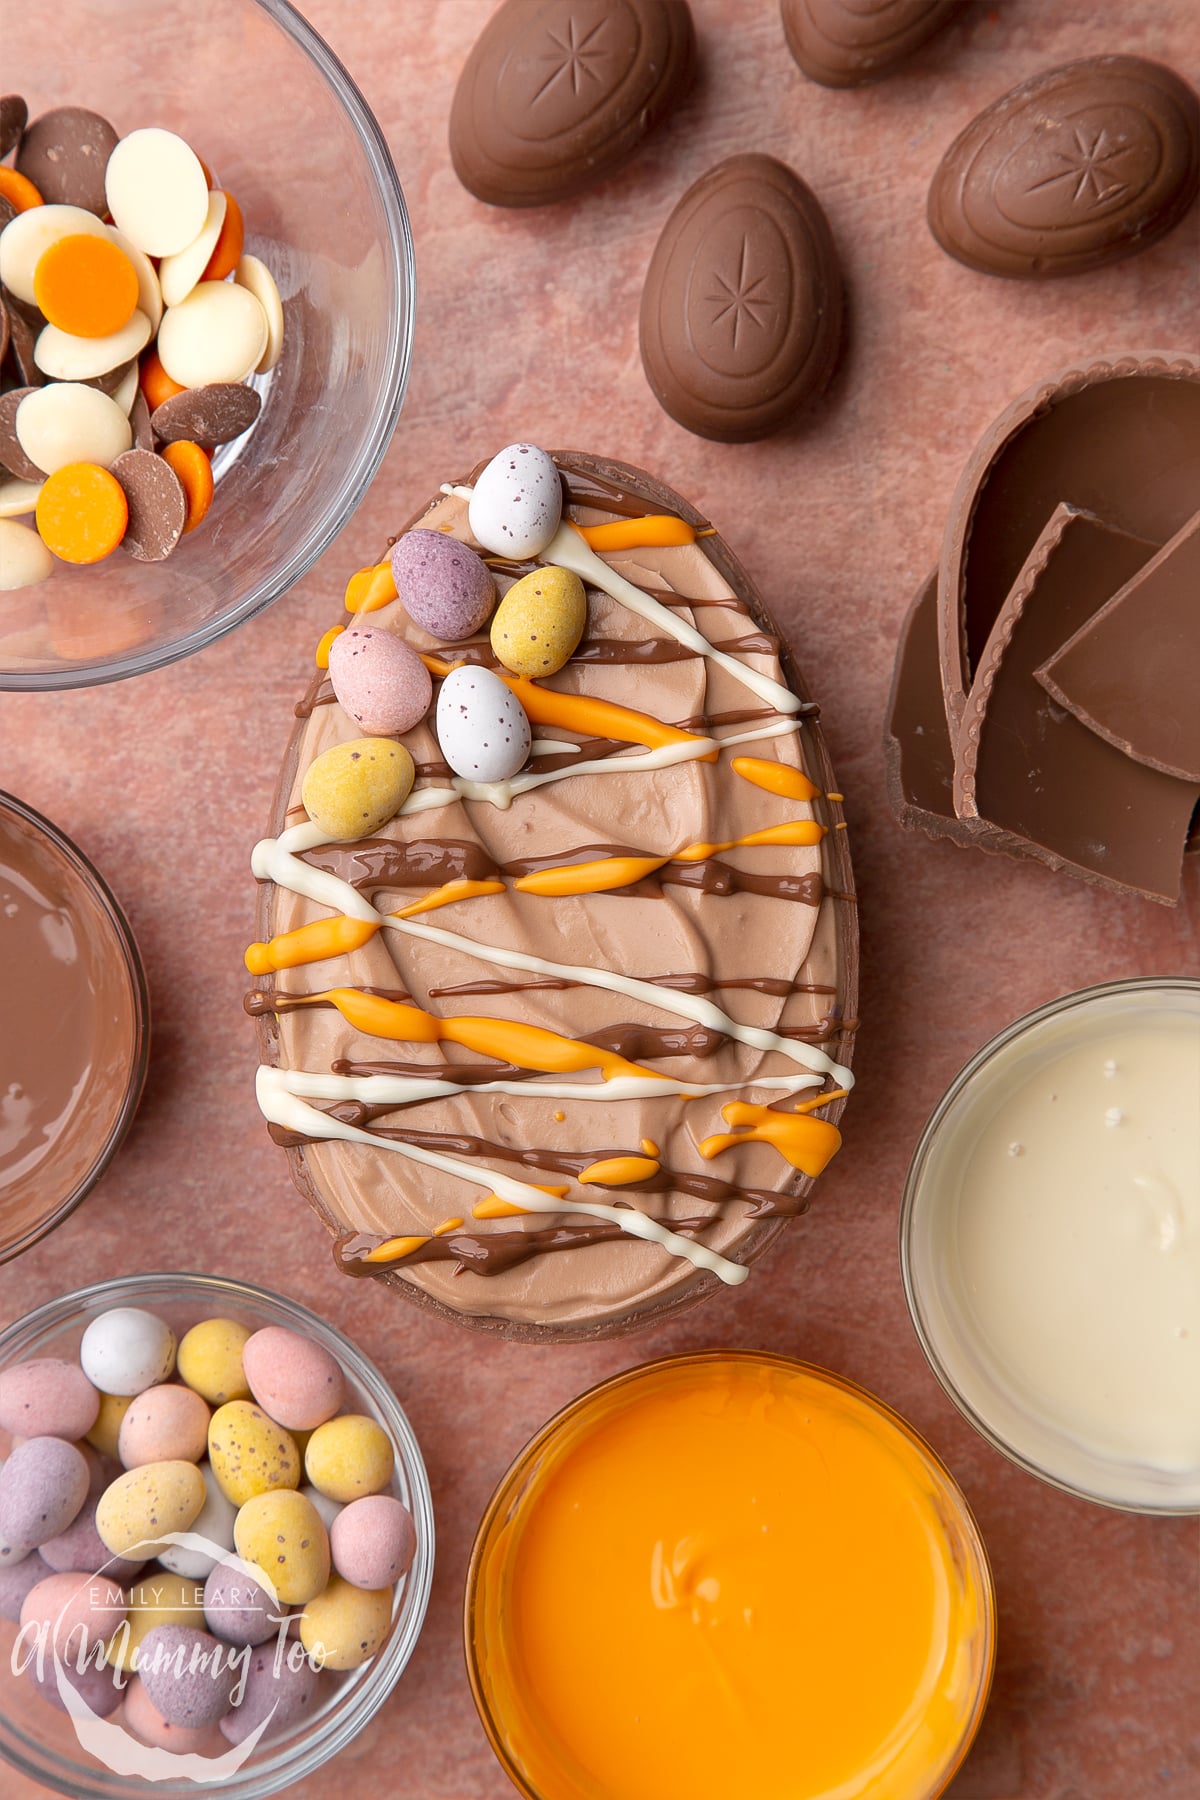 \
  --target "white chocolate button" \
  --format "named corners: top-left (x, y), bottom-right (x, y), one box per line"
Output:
top-left (106, 225), bottom-right (163, 332)
top-left (235, 254), bottom-right (285, 373)
top-left (0, 478), bottom-right (44, 520)
top-left (104, 128), bottom-right (208, 257)
top-left (111, 361), bottom-right (140, 416)
top-left (16, 383), bottom-right (133, 476)
top-left (157, 281), bottom-right (268, 386)
top-left (35, 309), bottom-right (152, 381)
top-left (159, 191), bottom-right (227, 308)
top-left (0, 204), bottom-right (108, 306)
top-left (0, 519), bottom-right (54, 591)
